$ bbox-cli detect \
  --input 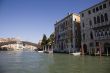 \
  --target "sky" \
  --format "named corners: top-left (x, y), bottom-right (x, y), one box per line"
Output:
top-left (0, 0), bottom-right (103, 43)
